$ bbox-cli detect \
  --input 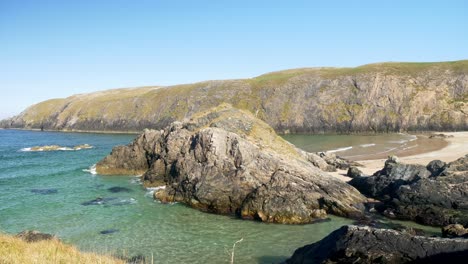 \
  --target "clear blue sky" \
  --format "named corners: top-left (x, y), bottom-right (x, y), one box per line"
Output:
top-left (1, 0), bottom-right (467, 118)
